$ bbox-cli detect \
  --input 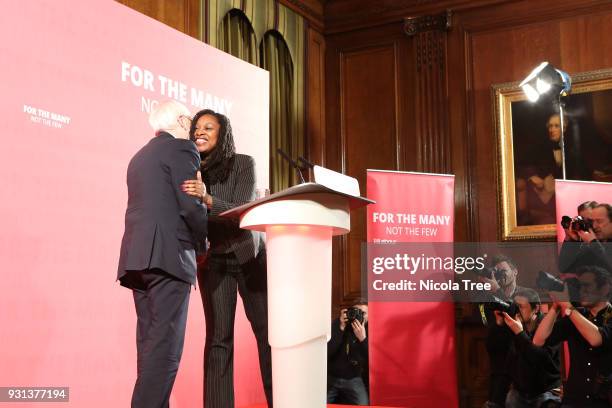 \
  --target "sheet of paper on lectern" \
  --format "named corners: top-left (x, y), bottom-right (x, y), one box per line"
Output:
top-left (313, 165), bottom-right (360, 197)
